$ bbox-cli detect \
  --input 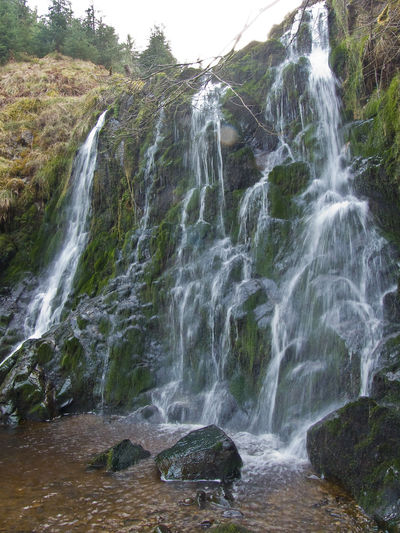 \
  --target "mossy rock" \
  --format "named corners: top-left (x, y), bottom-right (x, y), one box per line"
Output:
top-left (307, 397), bottom-right (400, 532)
top-left (88, 439), bottom-right (151, 472)
top-left (155, 425), bottom-right (243, 482)
top-left (268, 161), bottom-right (310, 219)
top-left (296, 21), bottom-right (312, 55)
